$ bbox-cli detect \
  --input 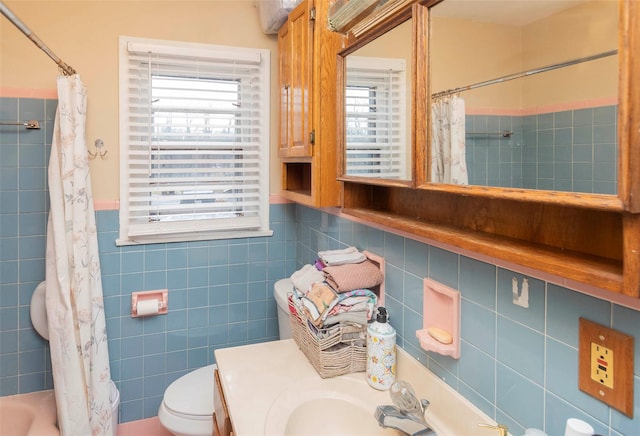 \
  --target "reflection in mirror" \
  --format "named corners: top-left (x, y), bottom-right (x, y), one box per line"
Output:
top-left (345, 56), bottom-right (407, 179)
top-left (344, 18), bottom-right (412, 181)
top-left (429, 0), bottom-right (618, 194)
